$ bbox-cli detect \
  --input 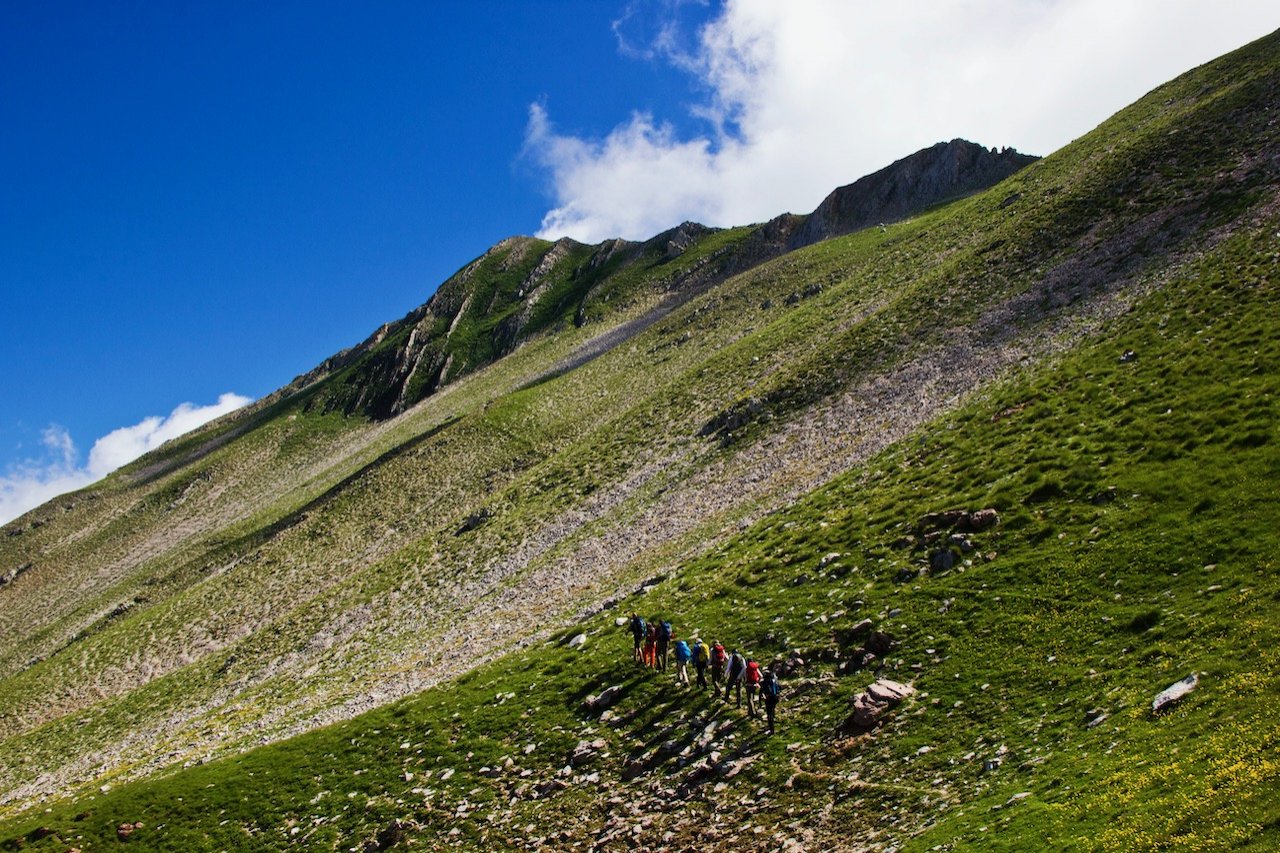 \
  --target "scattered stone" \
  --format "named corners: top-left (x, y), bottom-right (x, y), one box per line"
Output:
top-left (1084, 708), bottom-right (1109, 728)
top-left (116, 822), bottom-right (142, 841)
top-left (1152, 673), bottom-right (1199, 713)
top-left (568, 633), bottom-right (587, 649)
top-left (614, 617), bottom-right (628, 627)
top-left (818, 552), bottom-right (842, 568)
top-left (569, 739), bottom-right (607, 767)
